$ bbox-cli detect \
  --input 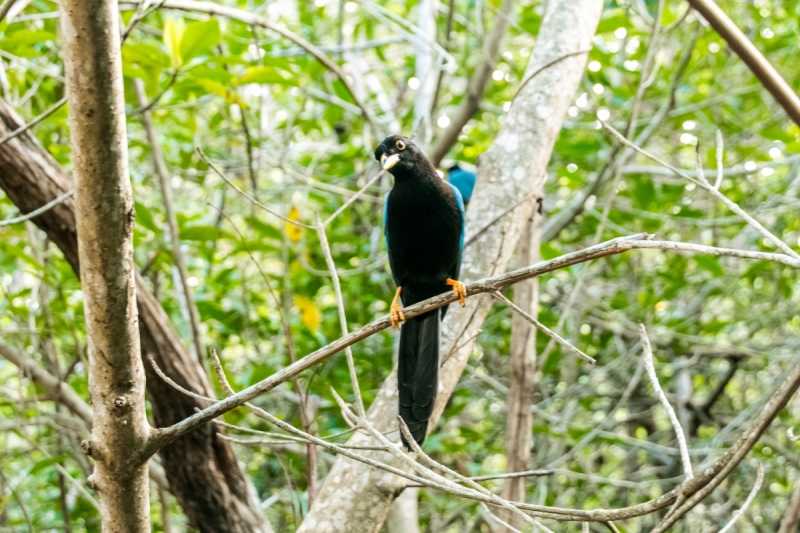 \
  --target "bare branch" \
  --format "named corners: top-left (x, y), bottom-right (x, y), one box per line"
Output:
top-left (492, 291), bottom-right (595, 364)
top-left (714, 129), bottom-right (724, 190)
top-left (717, 461), bottom-right (763, 533)
top-left (323, 169), bottom-right (384, 227)
top-left (135, 79), bottom-right (205, 364)
top-left (640, 324), bottom-right (693, 481)
top-left (315, 217), bottom-right (365, 417)
top-left (602, 121), bottom-right (800, 260)
top-left (147, 233), bottom-right (800, 455)
top-left (0, 190), bottom-right (74, 227)
top-left (397, 417), bottom-right (555, 533)
top-left (0, 0), bottom-right (20, 24)
top-left (198, 147), bottom-right (315, 229)
top-left (61, 0), bottom-right (152, 526)
top-left (481, 503), bottom-right (525, 533)
top-left (687, 0), bottom-right (800, 126)
top-left (0, 96), bottom-right (67, 147)
top-left (428, 0), bottom-right (514, 166)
